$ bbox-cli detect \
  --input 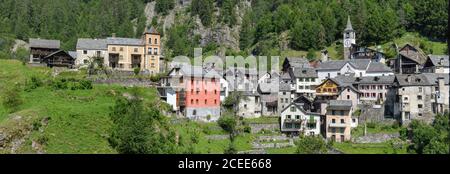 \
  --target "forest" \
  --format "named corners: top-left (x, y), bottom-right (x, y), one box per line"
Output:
top-left (0, 0), bottom-right (448, 59)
